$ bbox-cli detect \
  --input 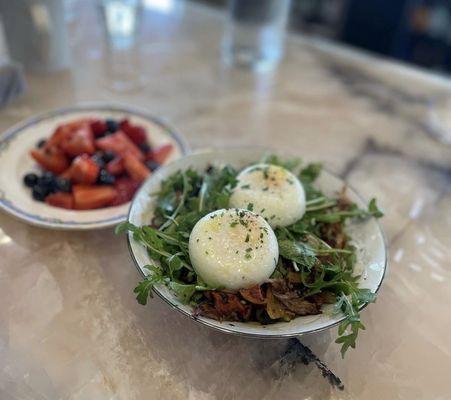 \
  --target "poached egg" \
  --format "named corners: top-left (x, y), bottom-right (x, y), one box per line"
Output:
top-left (188, 209), bottom-right (279, 290)
top-left (229, 163), bottom-right (306, 228)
